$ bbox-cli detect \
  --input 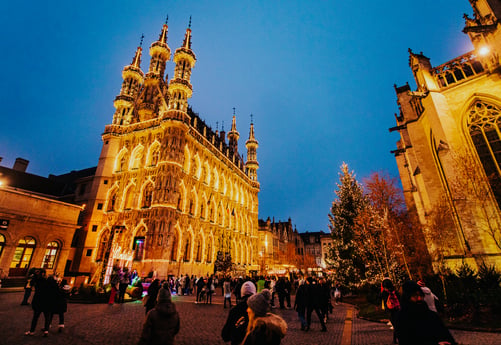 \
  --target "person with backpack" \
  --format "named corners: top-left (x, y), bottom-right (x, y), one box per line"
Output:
top-left (382, 277), bottom-right (400, 344)
top-left (395, 281), bottom-right (456, 345)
